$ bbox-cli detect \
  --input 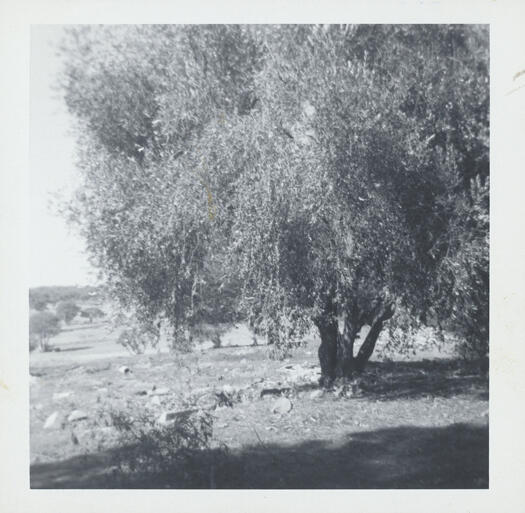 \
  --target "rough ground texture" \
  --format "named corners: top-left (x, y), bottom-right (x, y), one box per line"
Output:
top-left (30, 323), bottom-right (488, 489)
